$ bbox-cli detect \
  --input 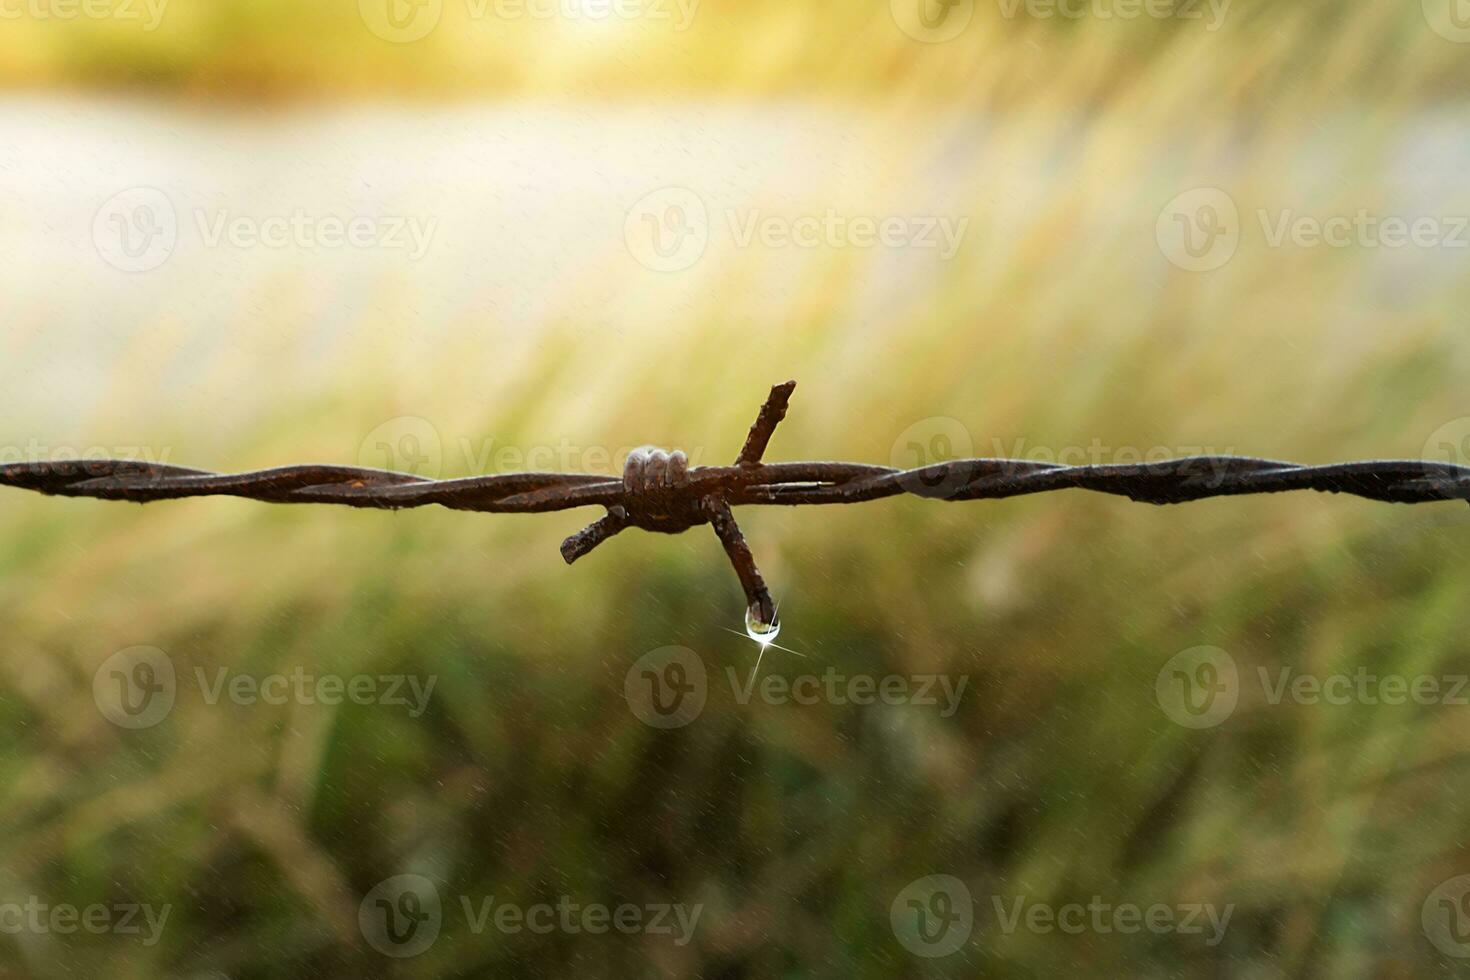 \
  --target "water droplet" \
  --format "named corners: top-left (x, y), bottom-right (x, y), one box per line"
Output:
top-left (744, 605), bottom-right (781, 643)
